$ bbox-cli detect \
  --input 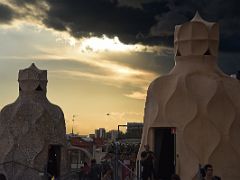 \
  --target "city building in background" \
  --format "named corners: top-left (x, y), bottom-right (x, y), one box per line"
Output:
top-left (89, 133), bottom-right (95, 139)
top-left (66, 134), bottom-right (93, 170)
top-left (95, 128), bottom-right (106, 138)
top-left (108, 130), bottom-right (119, 141)
top-left (126, 122), bottom-right (143, 139)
